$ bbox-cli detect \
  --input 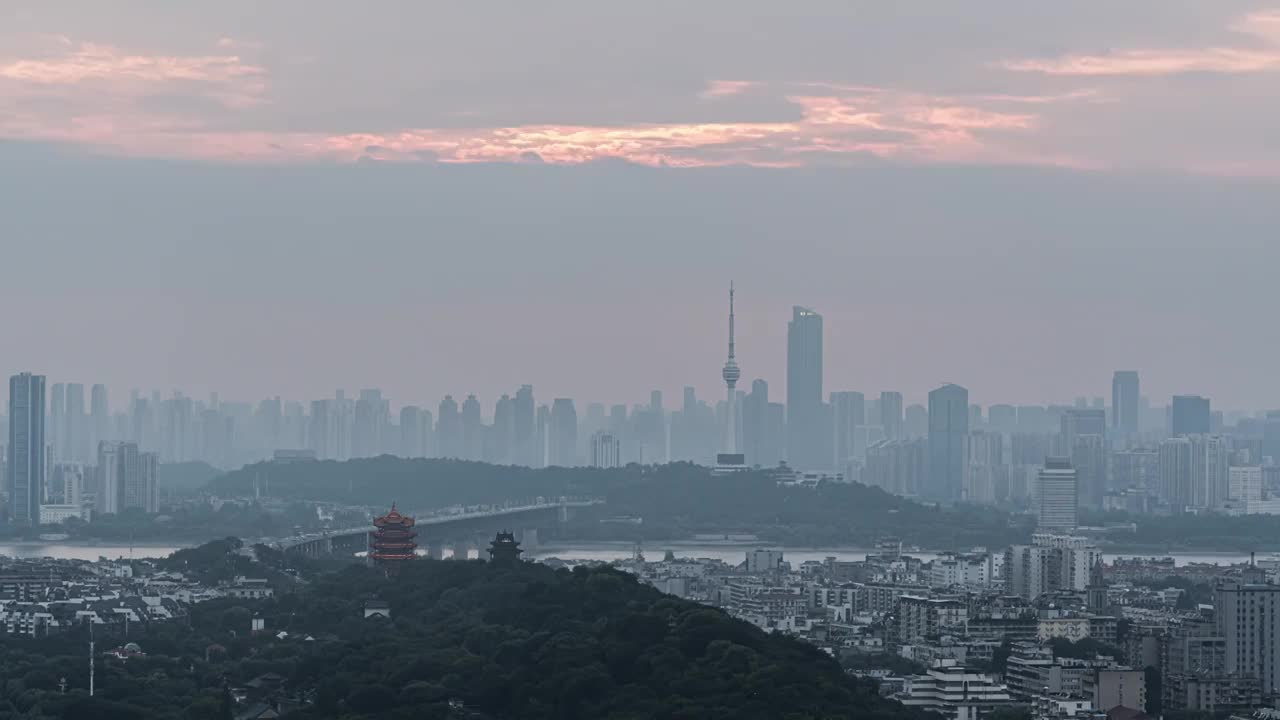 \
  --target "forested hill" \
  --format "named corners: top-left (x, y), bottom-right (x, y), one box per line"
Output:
top-left (0, 544), bottom-right (937, 719)
top-left (207, 458), bottom-right (1026, 548)
top-left (256, 559), bottom-right (931, 719)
